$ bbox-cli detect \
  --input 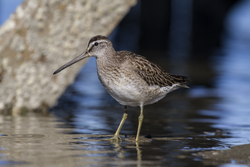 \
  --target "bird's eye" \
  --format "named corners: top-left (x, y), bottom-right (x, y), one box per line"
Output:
top-left (94, 42), bottom-right (98, 46)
